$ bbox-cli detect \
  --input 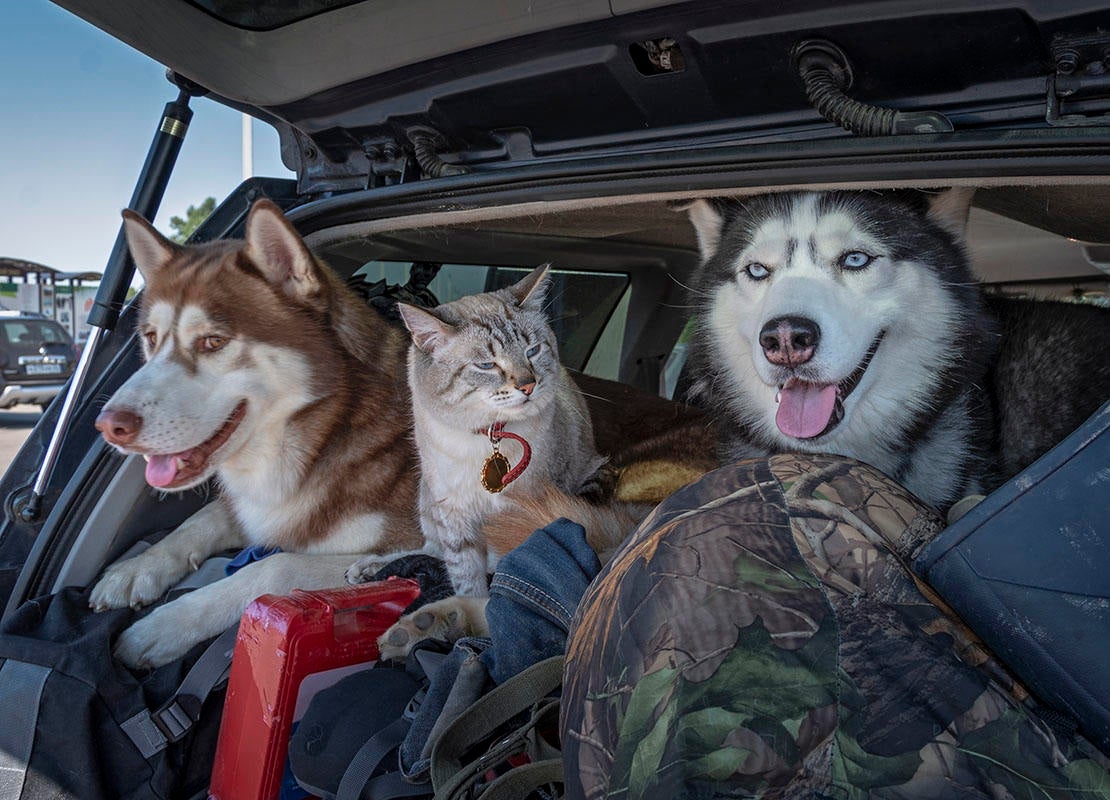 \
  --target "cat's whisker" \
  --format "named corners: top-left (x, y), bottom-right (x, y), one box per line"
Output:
top-left (574, 389), bottom-right (617, 405)
top-left (668, 275), bottom-right (713, 297)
